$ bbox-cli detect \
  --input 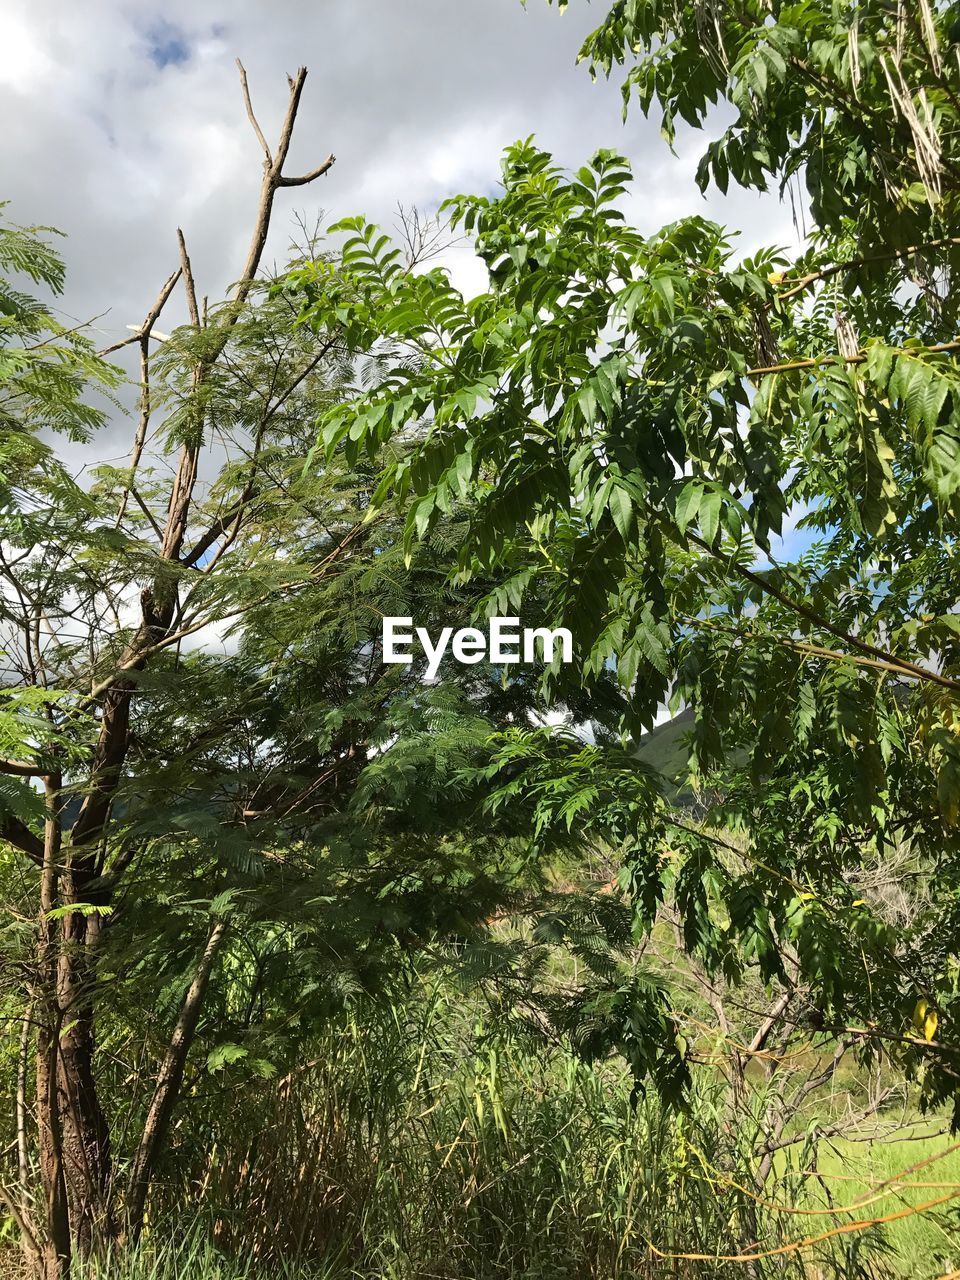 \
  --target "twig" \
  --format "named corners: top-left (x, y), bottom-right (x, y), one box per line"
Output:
top-left (176, 228), bottom-right (201, 329)
top-left (748, 338), bottom-right (960, 378)
top-left (236, 58), bottom-right (273, 163)
top-left (775, 236), bottom-right (960, 304)
top-left (98, 267), bottom-right (181, 358)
